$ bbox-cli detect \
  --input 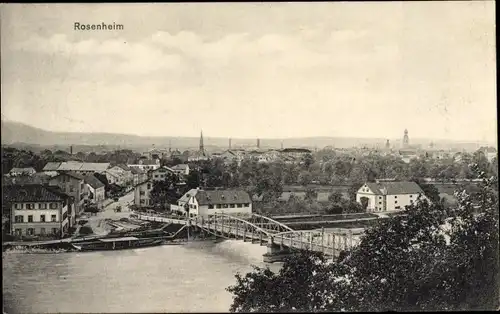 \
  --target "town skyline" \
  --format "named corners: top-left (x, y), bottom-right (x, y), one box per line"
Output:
top-left (1, 2), bottom-right (496, 142)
